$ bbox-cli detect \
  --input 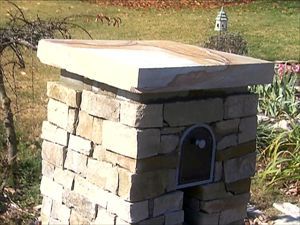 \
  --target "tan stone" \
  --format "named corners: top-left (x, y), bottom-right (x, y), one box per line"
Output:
top-left (76, 111), bottom-right (103, 144)
top-left (47, 81), bottom-right (82, 108)
top-left (238, 116), bottom-right (257, 144)
top-left (92, 144), bottom-right (105, 161)
top-left (40, 176), bottom-right (63, 202)
top-left (70, 209), bottom-right (90, 225)
top-left (102, 120), bottom-right (160, 159)
top-left (42, 141), bottom-right (66, 168)
top-left (224, 152), bottom-right (256, 183)
top-left (92, 207), bottom-right (116, 225)
top-left (53, 168), bottom-right (75, 190)
top-left (120, 101), bottom-right (163, 128)
top-left (102, 150), bottom-right (178, 174)
top-left (164, 98), bottom-right (223, 126)
top-left (216, 140), bottom-right (256, 161)
top-left (51, 201), bottom-right (71, 224)
top-left (73, 175), bottom-right (109, 208)
top-left (86, 159), bottom-right (118, 193)
top-left (160, 134), bottom-right (179, 154)
top-left (165, 210), bottom-right (184, 225)
top-left (118, 169), bottom-right (172, 202)
top-left (153, 191), bottom-right (183, 217)
top-left (63, 189), bottom-right (97, 221)
top-left (64, 149), bottom-right (87, 176)
top-left (42, 160), bottom-right (55, 179)
top-left (68, 134), bottom-right (92, 156)
top-left (41, 196), bottom-right (52, 220)
top-left (81, 90), bottom-right (120, 120)
top-left (224, 94), bottom-right (258, 119)
top-left (107, 194), bottom-right (149, 223)
top-left (47, 98), bottom-right (78, 133)
top-left (41, 121), bottom-right (69, 146)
